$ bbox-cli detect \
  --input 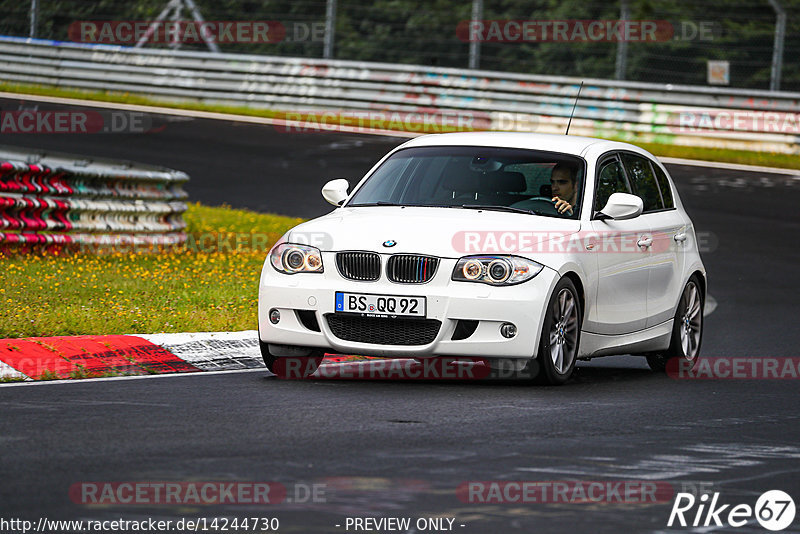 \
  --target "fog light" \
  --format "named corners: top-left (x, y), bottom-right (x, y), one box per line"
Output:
top-left (500, 323), bottom-right (517, 338)
top-left (269, 309), bottom-right (281, 324)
